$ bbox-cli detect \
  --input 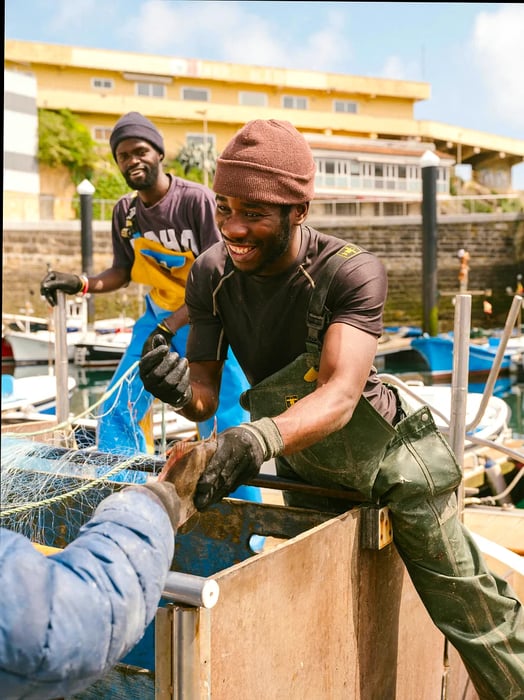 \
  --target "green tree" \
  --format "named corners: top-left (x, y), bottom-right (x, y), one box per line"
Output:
top-left (174, 141), bottom-right (217, 184)
top-left (38, 108), bottom-right (97, 182)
